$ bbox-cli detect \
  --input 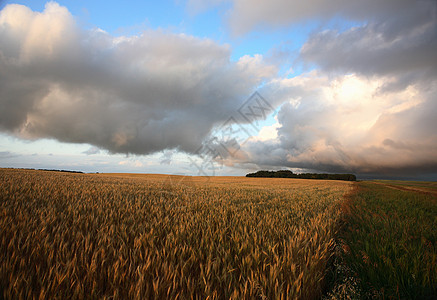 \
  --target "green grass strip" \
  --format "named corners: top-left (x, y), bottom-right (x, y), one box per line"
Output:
top-left (339, 182), bottom-right (437, 299)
